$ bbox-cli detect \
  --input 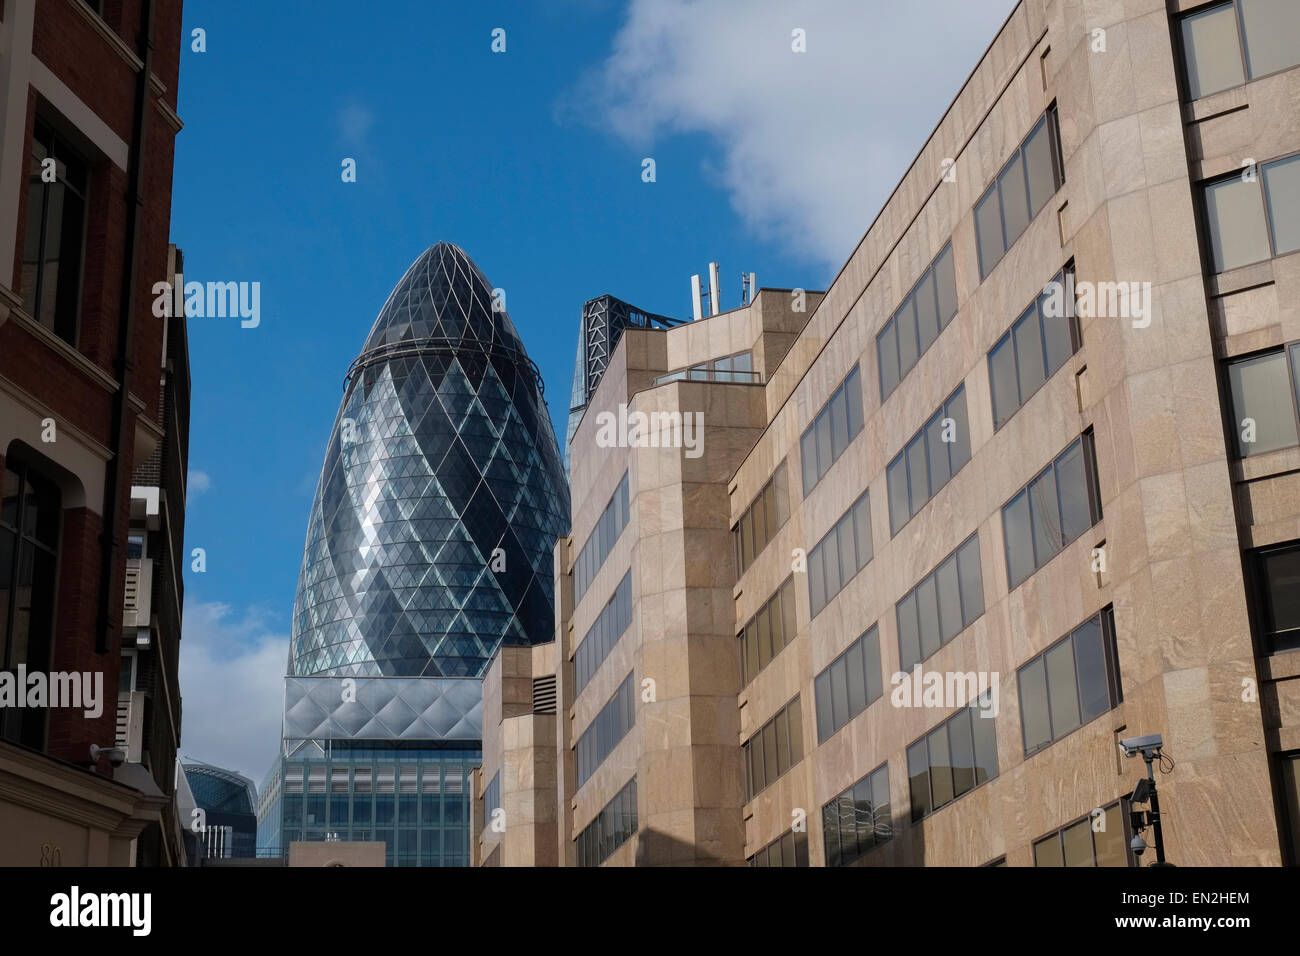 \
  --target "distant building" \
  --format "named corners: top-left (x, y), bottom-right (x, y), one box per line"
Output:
top-left (564, 295), bottom-right (683, 469)
top-left (183, 761), bottom-right (258, 862)
top-left (257, 242), bottom-right (570, 865)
